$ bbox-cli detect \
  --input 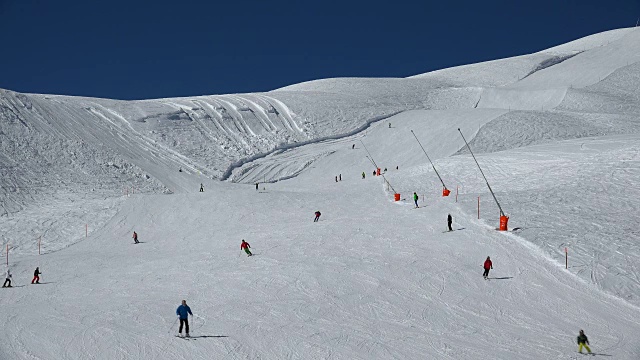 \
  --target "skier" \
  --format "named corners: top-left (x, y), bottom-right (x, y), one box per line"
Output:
top-left (176, 299), bottom-right (193, 337)
top-left (447, 214), bottom-right (453, 232)
top-left (352, 144), bottom-right (355, 149)
top-left (32, 267), bottom-right (41, 284)
top-left (483, 257), bottom-right (493, 279)
top-left (388, 122), bottom-right (391, 128)
top-left (241, 239), bottom-right (252, 256)
top-left (199, 183), bottom-right (204, 192)
top-left (133, 231), bottom-right (139, 244)
top-left (396, 166), bottom-right (398, 170)
top-left (413, 192), bottom-right (419, 208)
top-left (2, 268), bottom-right (11, 288)
top-left (362, 172), bottom-right (365, 179)
top-left (577, 329), bottom-right (592, 354)
top-left (339, 174), bottom-right (341, 181)
top-left (314, 211), bottom-right (321, 222)
top-left (383, 168), bottom-right (387, 172)
top-left (335, 176), bottom-right (338, 183)
top-left (255, 183), bottom-right (259, 191)
top-left (372, 170), bottom-right (376, 176)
